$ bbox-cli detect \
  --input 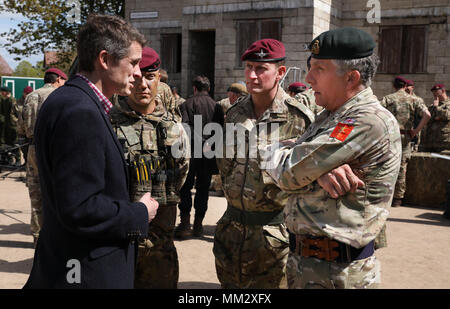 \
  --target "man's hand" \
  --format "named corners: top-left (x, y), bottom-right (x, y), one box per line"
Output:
top-left (139, 192), bottom-right (159, 222)
top-left (317, 164), bottom-right (365, 199)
